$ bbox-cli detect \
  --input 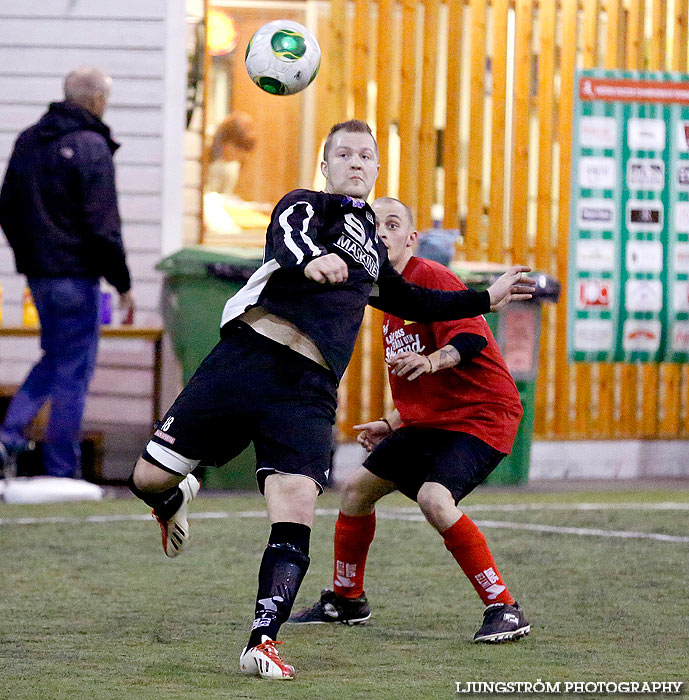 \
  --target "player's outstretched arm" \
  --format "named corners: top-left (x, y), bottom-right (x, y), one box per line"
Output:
top-left (304, 252), bottom-right (349, 284)
top-left (370, 263), bottom-right (490, 320)
top-left (487, 266), bottom-right (536, 311)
